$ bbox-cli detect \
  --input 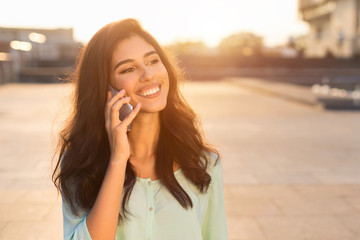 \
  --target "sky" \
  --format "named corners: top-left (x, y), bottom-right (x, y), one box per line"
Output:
top-left (0, 0), bottom-right (309, 47)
